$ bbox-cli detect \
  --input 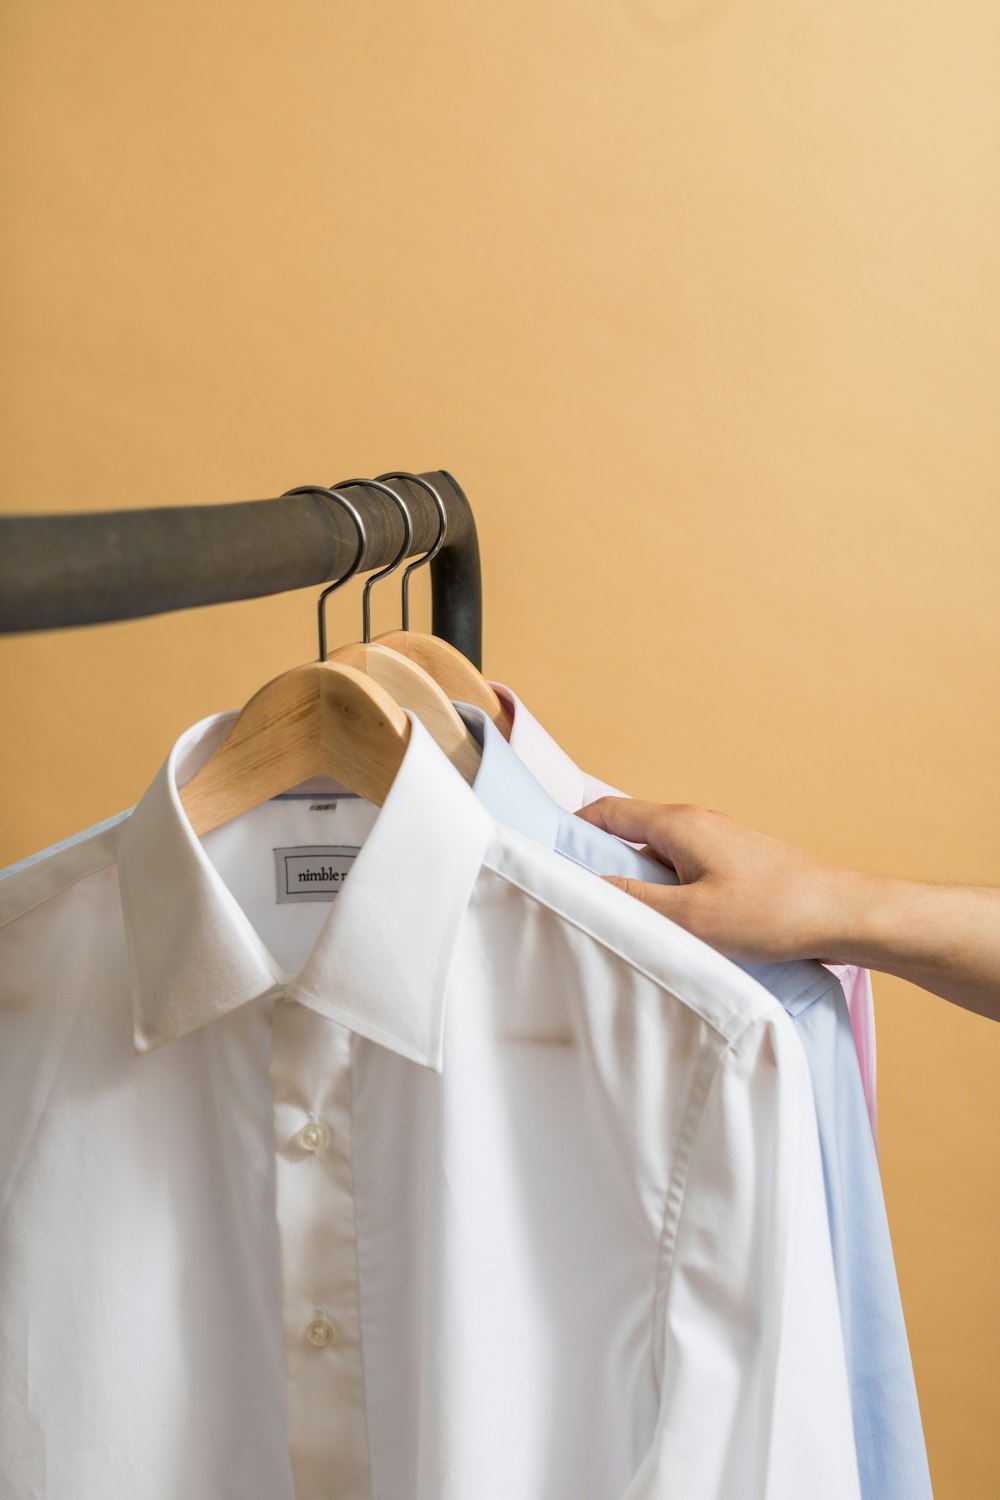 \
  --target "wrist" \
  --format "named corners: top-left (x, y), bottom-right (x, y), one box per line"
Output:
top-left (810, 866), bottom-right (893, 965)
